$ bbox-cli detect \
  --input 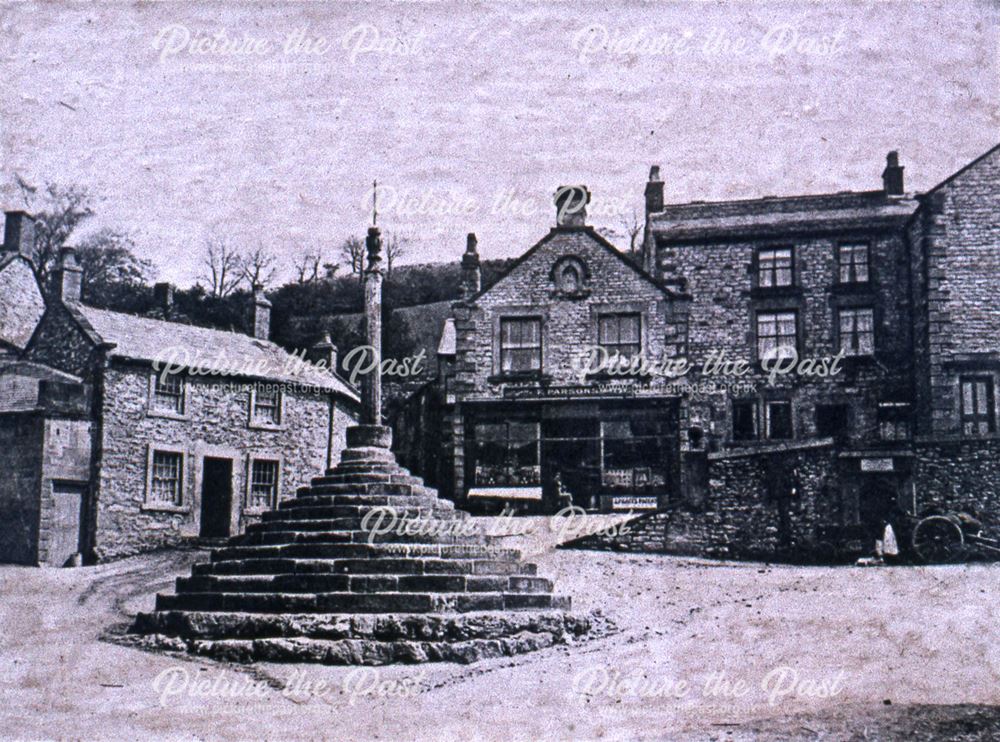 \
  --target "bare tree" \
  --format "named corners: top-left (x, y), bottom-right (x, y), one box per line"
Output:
top-left (340, 236), bottom-right (365, 283)
top-left (620, 207), bottom-right (642, 254)
top-left (384, 231), bottom-right (410, 278)
top-left (14, 179), bottom-right (94, 284)
top-left (240, 245), bottom-right (277, 290)
top-left (200, 237), bottom-right (242, 298)
top-left (293, 252), bottom-right (324, 284)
